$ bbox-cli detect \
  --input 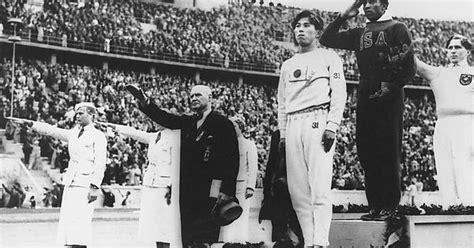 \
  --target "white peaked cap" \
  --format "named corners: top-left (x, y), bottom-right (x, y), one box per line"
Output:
top-left (74, 102), bottom-right (97, 112)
